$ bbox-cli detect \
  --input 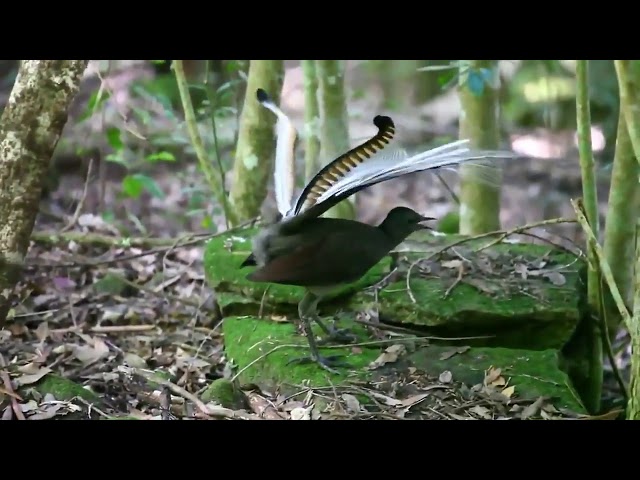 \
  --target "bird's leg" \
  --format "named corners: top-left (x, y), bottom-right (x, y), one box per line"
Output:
top-left (299, 299), bottom-right (356, 346)
top-left (287, 291), bottom-right (350, 373)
